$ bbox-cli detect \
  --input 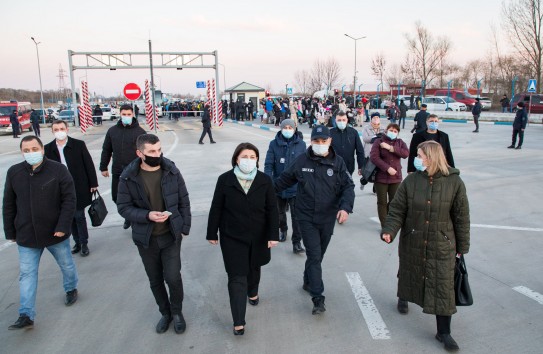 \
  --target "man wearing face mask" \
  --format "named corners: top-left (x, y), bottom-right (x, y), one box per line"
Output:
top-left (330, 111), bottom-right (365, 178)
top-left (407, 114), bottom-right (455, 173)
top-left (117, 134), bottom-right (191, 334)
top-left (275, 125), bottom-right (355, 315)
top-left (45, 120), bottom-right (99, 257)
top-left (100, 104), bottom-right (146, 229)
top-left (3, 136), bottom-right (78, 330)
top-left (264, 119), bottom-right (307, 253)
